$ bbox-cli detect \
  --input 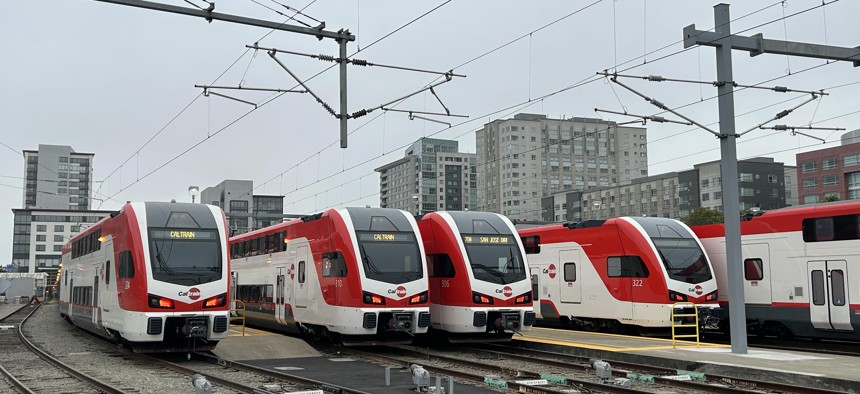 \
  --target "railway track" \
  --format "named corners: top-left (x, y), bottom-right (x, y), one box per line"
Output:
top-left (0, 304), bottom-right (127, 394)
top-left (481, 342), bottom-right (846, 394)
